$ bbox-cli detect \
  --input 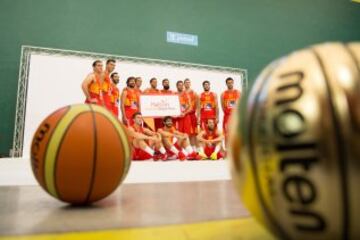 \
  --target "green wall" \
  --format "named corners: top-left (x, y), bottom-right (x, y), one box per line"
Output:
top-left (0, 0), bottom-right (359, 156)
